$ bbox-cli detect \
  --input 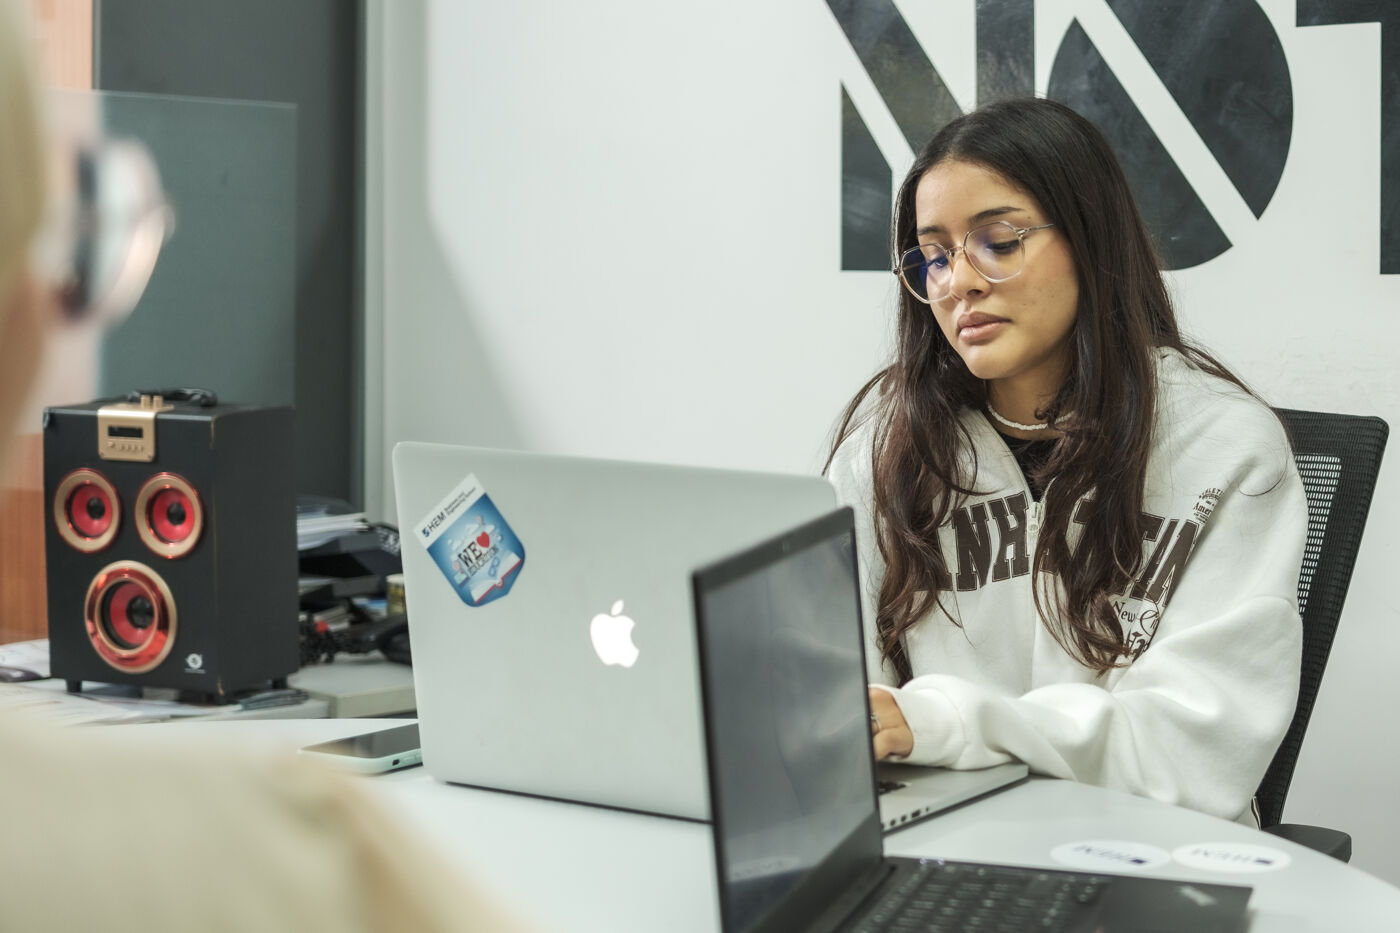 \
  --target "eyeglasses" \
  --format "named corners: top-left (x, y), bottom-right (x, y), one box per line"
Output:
top-left (31, 137), bottom-right (174, 327)
top-left (893, 220), bottom-right (1056, 304)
